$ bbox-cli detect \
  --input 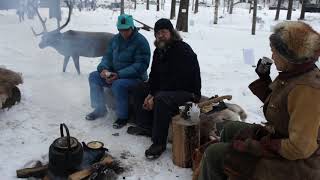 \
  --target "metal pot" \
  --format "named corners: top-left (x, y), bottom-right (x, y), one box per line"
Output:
top-left (48, 123), bottom-right (83, 176)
